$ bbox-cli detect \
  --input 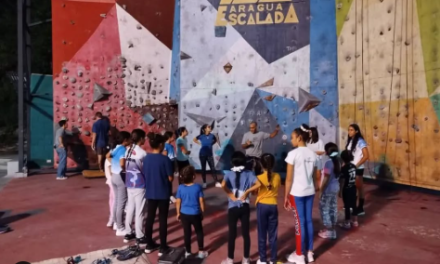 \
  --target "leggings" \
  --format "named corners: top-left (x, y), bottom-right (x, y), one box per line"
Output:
top-left (257, 203), bottom-right (278, 263)
top-left (111, 173), bottom-right (128, 229)
top-left (343, 188), bottom-right (358, 220)
top-left (181, 213), bottom-right (204, 253)
top-left (104, 160), bottom-right (115, 224)
top-left (199, 155), bottom-right (218, 183)
top-left (144, 199), bottom-right (170, 248)
top-left (290, 195), bottom-right (314, 255)
top-left (319, 193), bottom-right (338, 228)
top-left (125, 188), bottom-right (147, 238)
top-left (228, 204), bottom-right (250, 260)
